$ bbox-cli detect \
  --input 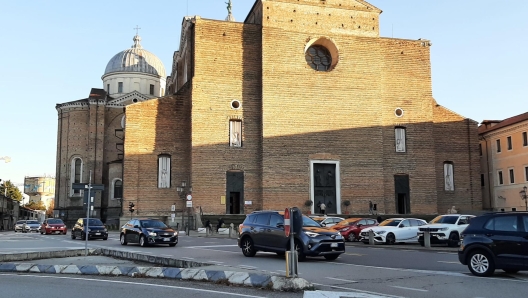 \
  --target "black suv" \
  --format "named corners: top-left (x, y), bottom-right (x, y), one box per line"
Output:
top-left (238, 210), bottom-right (345, 261)
top-left (458, 212), bottom-right (528, 276)
top-left (120, 218), bottom-right (178, 247)
top-left (71, 218), bottom-right (108, 240)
